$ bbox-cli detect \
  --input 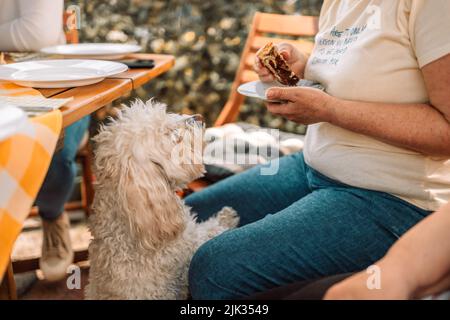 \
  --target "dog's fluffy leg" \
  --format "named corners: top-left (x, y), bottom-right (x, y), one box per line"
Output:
top-left (193, 207), bottom-right (239, 242)
top-left (215, 206), bottom-right (240, 229)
